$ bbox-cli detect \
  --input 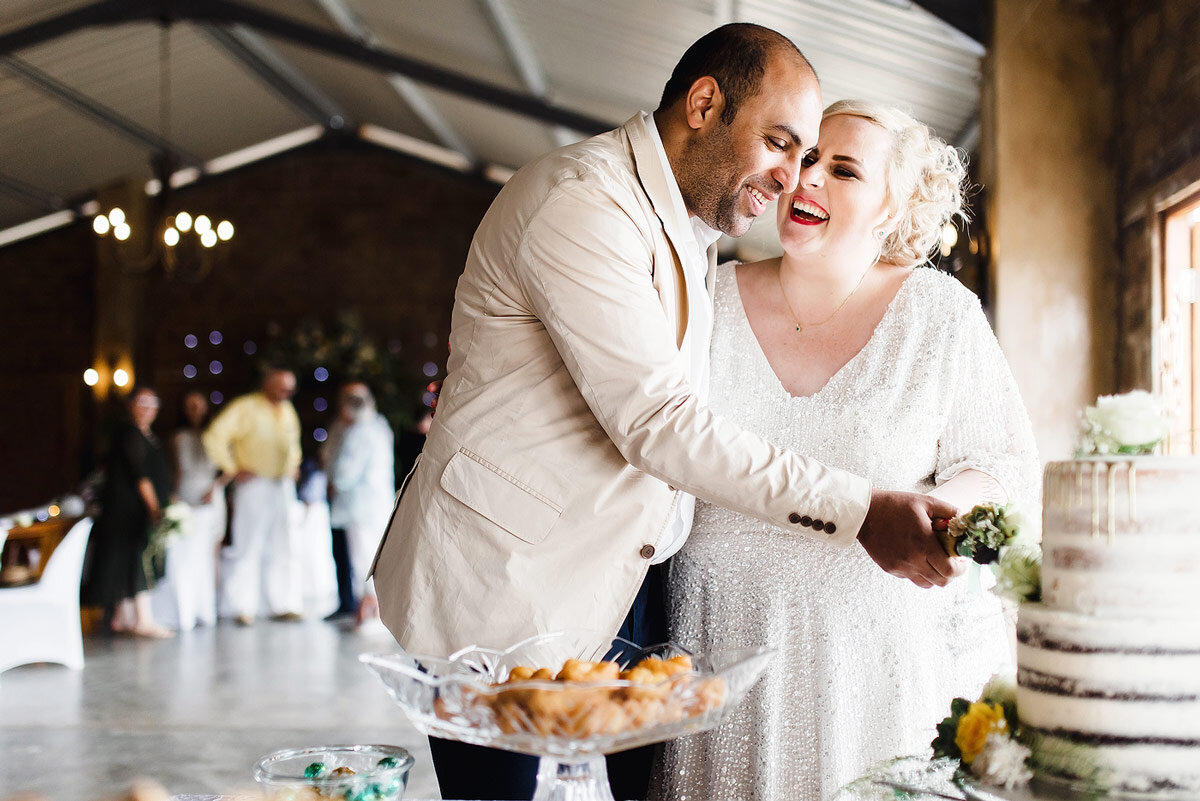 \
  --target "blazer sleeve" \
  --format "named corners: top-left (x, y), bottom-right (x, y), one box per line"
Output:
top-left (514, 180), bottom-right (871, 543)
